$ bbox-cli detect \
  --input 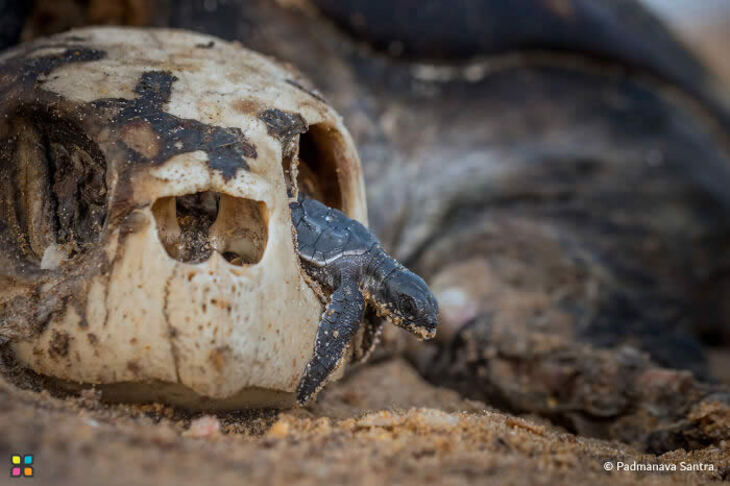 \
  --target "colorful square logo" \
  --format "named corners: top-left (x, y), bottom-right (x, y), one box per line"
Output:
top-left (10, 455), bottom-right (33, 478)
